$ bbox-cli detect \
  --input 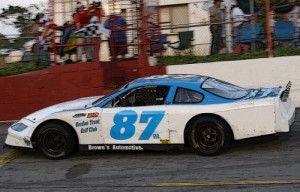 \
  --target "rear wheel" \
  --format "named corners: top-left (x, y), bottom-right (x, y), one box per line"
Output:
top-left (36, 122), bottom-right (76, 160)
top-left (187, 116), bottom-right (232, 156)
